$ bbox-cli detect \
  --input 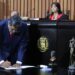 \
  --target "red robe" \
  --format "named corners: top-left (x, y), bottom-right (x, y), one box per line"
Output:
top-left (49, 13), bottom-right (63, 20)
